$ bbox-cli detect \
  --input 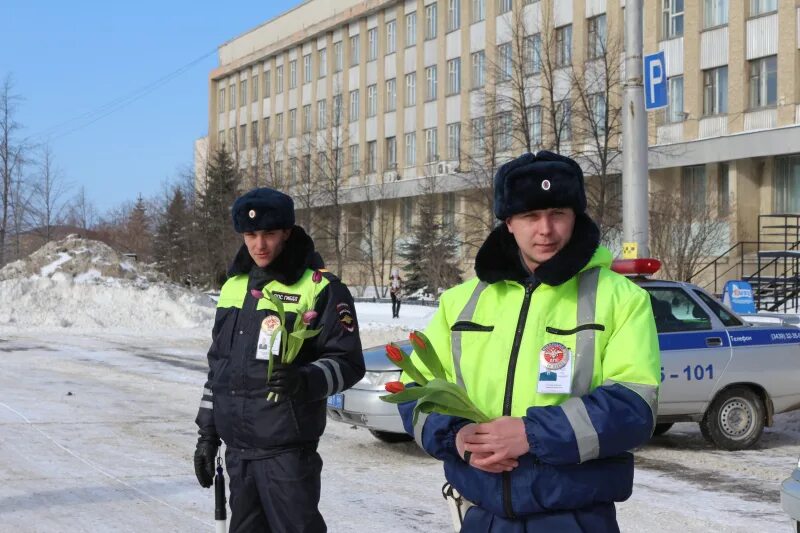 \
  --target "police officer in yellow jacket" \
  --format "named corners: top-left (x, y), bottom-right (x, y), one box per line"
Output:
top-left (398, 151), bottom-right (661, 532)
top-left (194, 187), bottom-right (365, 533)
